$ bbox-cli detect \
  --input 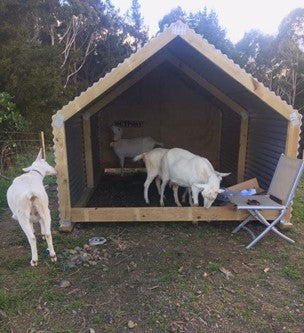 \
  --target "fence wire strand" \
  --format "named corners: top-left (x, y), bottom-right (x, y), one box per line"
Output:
top-left (0, 132), bottom-right (49, 175)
